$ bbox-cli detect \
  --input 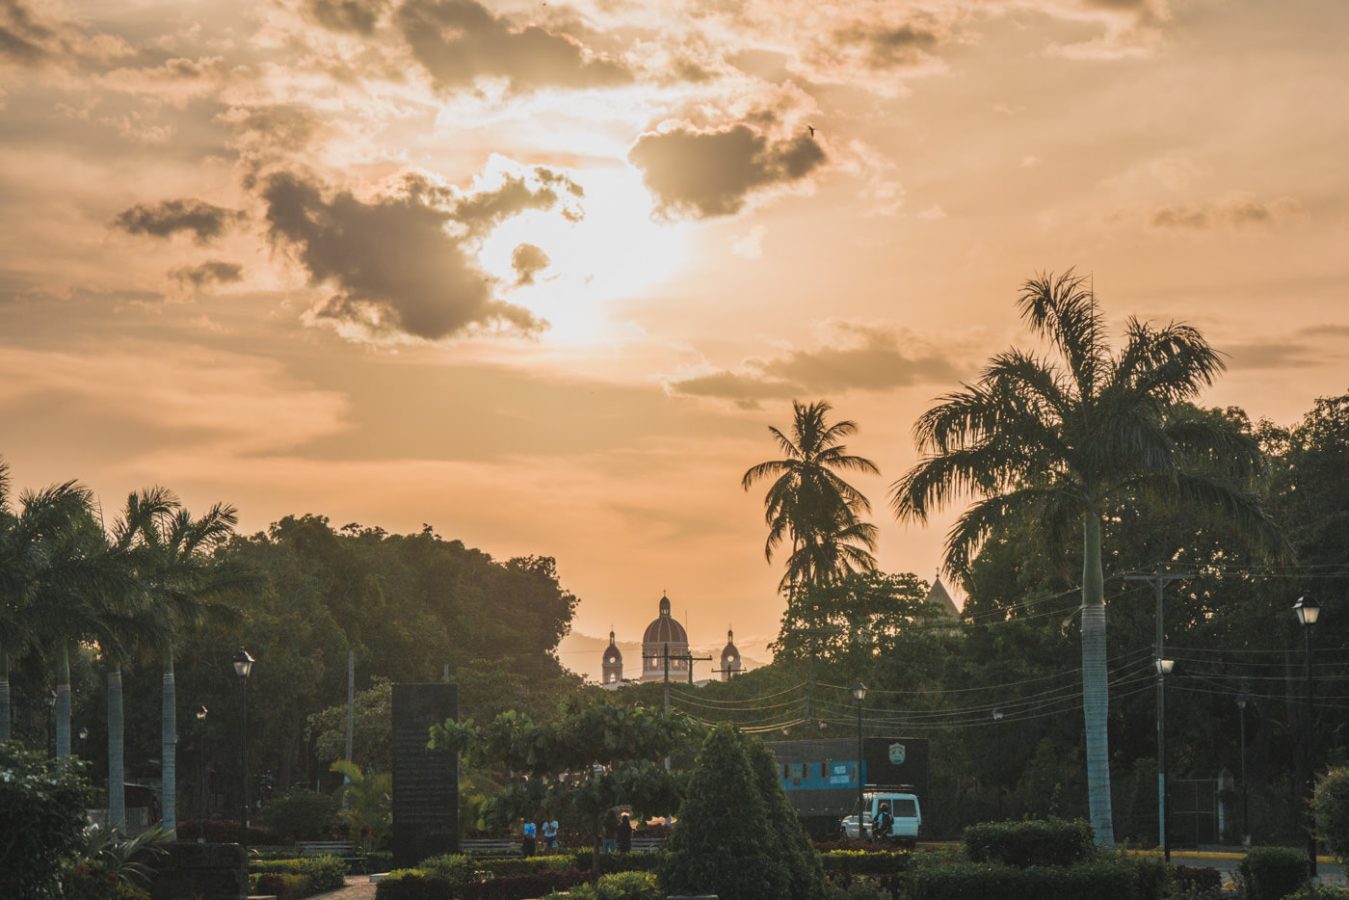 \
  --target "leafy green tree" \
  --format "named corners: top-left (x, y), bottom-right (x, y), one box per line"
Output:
top-left (309, 676), bottom-right (394, 772)
top-left (772, 570), bottom-right (939, 667)
top-left (890, 270), bottom-right (1281, 847)
top-left (742, 400), bottom-right (880, 592)
top-left (663, 724), bottom-right (787, 900)
top-left (332, 760), bottom-right (392, 854)
top-left (434, 697), bottom-right (693, 874)
top-left (0, 741), bottom-right (93, 899)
